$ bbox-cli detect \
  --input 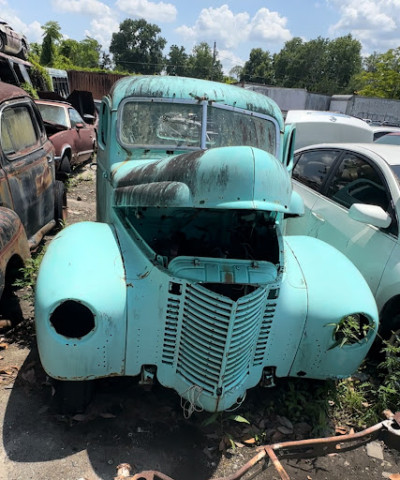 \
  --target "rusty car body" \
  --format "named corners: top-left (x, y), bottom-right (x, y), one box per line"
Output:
top-left (35, 97), bottom-right (97, 178)
top-left (0, 20), bottom-right (28, 59)
top-left (35, 76), bottom-right (378, 414)
top-left (0, 82), bottom-right (65, 301)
